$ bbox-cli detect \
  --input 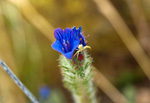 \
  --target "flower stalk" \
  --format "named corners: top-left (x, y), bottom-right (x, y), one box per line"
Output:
top-left (59, 51), bottom-right (97, 103)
